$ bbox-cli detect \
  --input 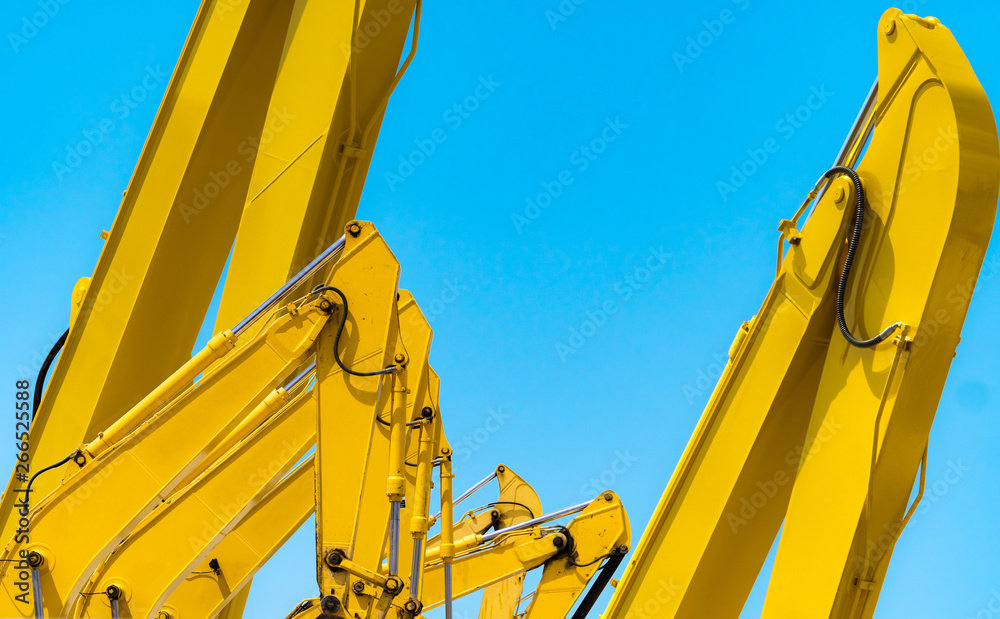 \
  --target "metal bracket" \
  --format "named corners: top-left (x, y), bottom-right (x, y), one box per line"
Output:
top-left (341, 143), bottom-right (367, 158)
